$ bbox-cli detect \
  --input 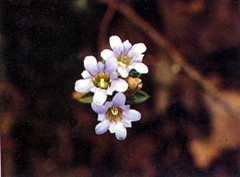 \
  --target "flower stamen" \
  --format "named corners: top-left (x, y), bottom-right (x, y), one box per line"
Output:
top-left (111, 106), bottom-right (118, 115)
top-left (105, 105), bottom-right (123, 122)
top-left (117, 54), bottom-right (132, 68)
top-left (92, 72), bottom-right (112, 89)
